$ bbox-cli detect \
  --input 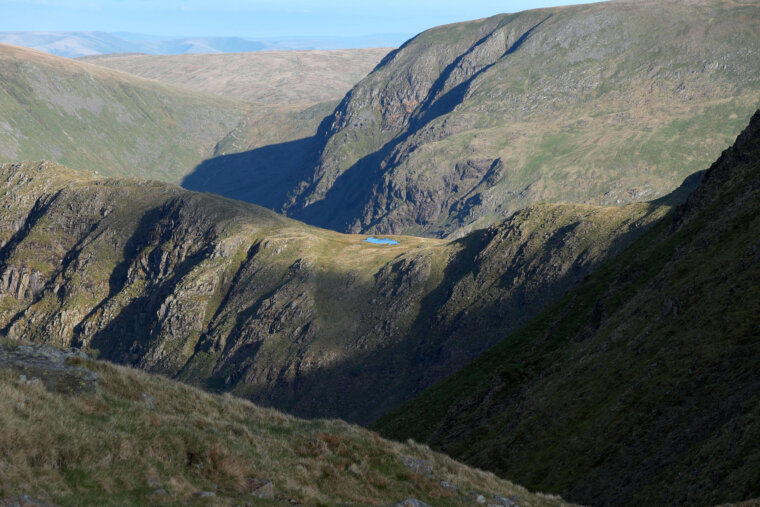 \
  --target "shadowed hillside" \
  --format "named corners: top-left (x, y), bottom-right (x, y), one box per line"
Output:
top-left (374, 110), bottom-right (760, 506)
